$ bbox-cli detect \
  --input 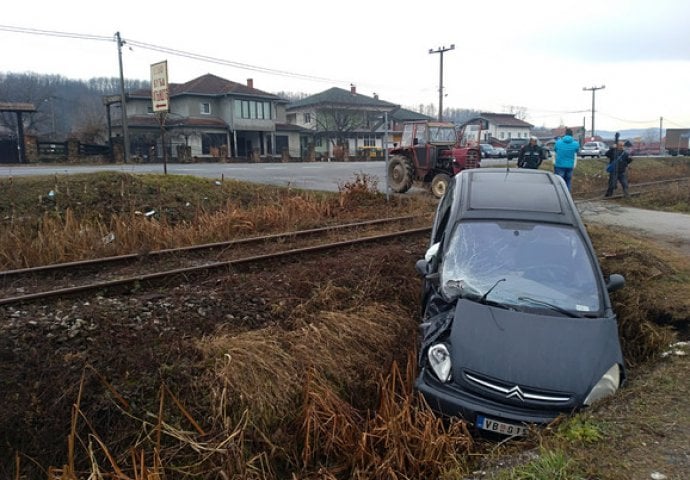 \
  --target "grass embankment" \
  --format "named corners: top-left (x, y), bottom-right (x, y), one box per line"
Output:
top-left (0, 171), bottom-right (430, 269)
top-left (1, 160), bottom-right (689, 479)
